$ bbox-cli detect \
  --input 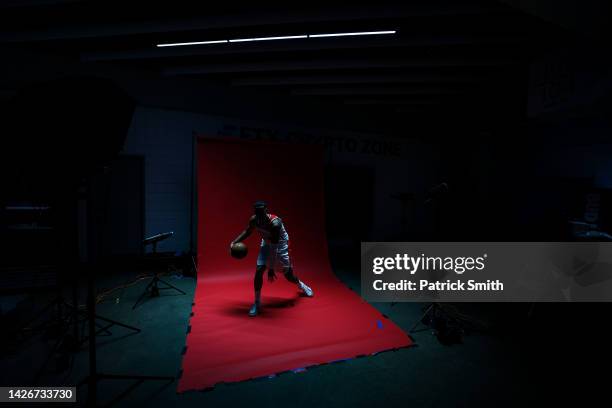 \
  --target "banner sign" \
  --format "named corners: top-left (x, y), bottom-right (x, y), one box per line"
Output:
top-left (361, 242), bottom-right (612, 302)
